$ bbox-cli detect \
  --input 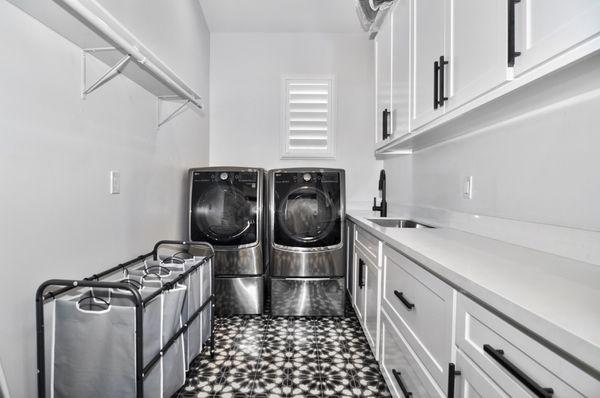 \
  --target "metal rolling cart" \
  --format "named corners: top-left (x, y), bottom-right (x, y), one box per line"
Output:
top-left (35, 240), bottom-right (215, 398)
